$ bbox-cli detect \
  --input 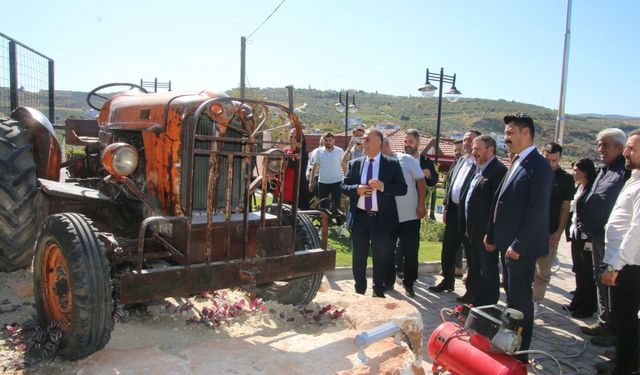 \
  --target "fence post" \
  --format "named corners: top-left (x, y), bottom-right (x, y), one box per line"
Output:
top-left (8, 41), bottom-right (17, 112)
top-left (48, 59), bottom-right (55, 121)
